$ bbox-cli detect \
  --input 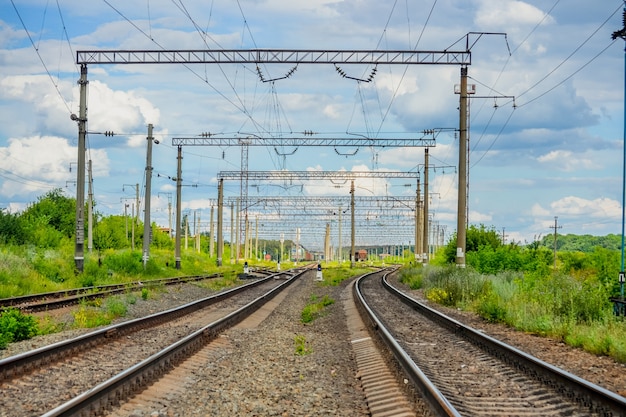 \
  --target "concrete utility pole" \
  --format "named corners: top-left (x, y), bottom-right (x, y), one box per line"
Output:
top-left (175, 146), bottom-right (182, 269)
top-left (456, 66), bottom-right (469, 267)
top-left (217, 179), bottom-right (224, 266)
top-left (423, 149), bottom-right (430, 264)
top-left (230, 202), bottom-right (234, 264)
top-left (158, 192), bottom-right (173, 239)
top-left (235, 198), bottom-right (240, 263)
top-left (209, 206), bottom-right (215, 258)
top-left (415, 174), bottom-right (422, 262)
top-left (143, 124), bottom-right (155, 268)
top-left (74, 64), bottom-right (87, 272)
top-left (87, 159), bottom-right (93, 254)
top-left (350, 180), bottom-right (355, 268)
top-left (550, 216), bottom-right (562, 269)
top-left (338, 207), bottom-right (343, 263)
top-left (325, 223), bottom-right (331, 262)
top-left (255, 215), bottom-right (259, 261)
top-left (612, 0), bottom-right (626, 299)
